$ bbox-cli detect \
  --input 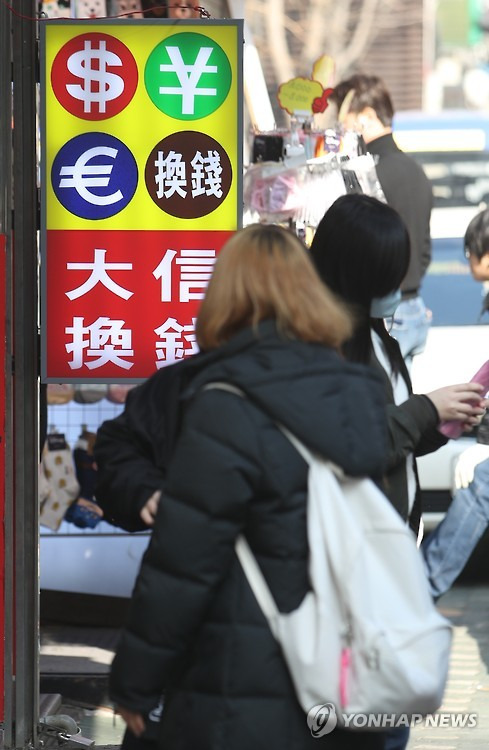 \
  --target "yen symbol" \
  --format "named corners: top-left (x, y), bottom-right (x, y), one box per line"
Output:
top-left (145, 32), bottom-right (231, 120)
